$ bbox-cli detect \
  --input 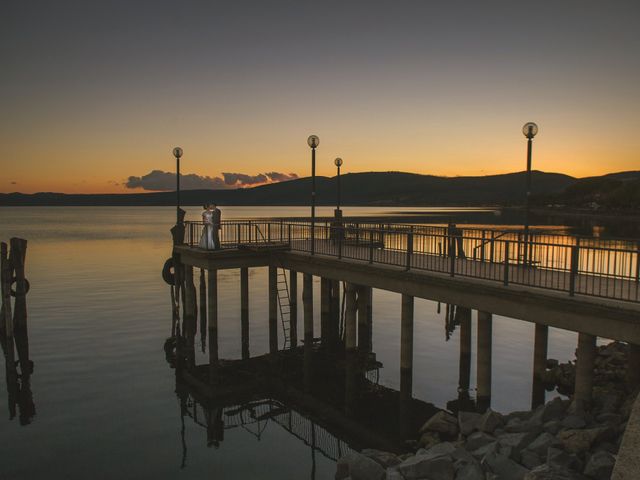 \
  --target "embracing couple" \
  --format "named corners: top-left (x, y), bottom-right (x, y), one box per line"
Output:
top-left (199, 203), bottom-right (221, 250)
